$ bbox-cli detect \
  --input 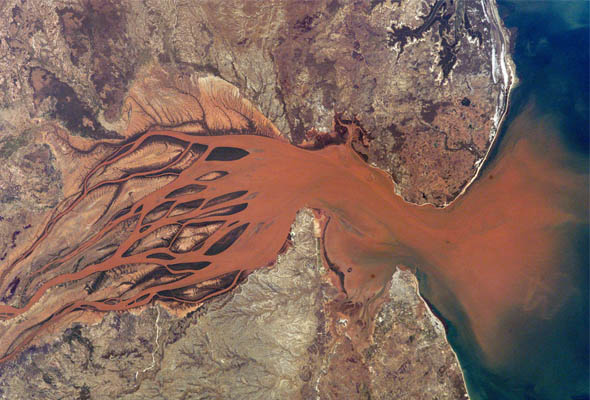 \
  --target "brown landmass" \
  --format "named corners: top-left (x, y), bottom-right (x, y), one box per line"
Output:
top-left (0, 0), bottom-right (519, 398)
top-left (0, 0), bottom-right (513, 206)
top-left (0, 210), bottom-right (467, 399)
top-left (0, 74), bottom-right (583, 400)
top-left (0, 70), bottom-right (471, 398)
